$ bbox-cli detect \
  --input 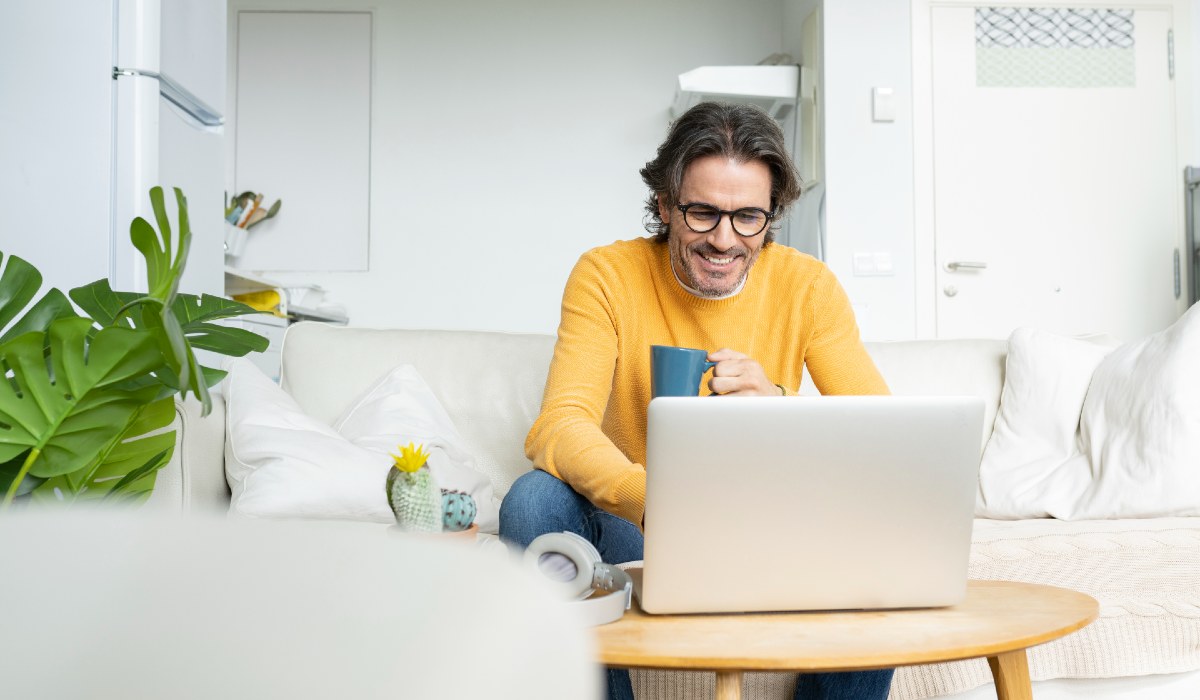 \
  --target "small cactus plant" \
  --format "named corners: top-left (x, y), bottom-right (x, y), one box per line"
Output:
top-left (386, 442), bottom-right (442, 533)
top-left (441, 489), bottom-right (477, 532)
